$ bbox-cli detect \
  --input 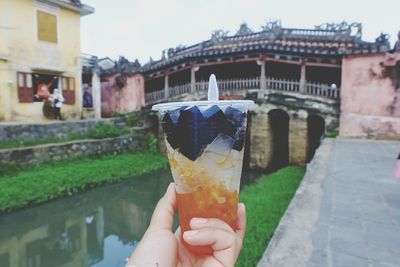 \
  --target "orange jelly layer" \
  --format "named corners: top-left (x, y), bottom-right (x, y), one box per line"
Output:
top-left (176, 183), bottom-right (238, 255)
